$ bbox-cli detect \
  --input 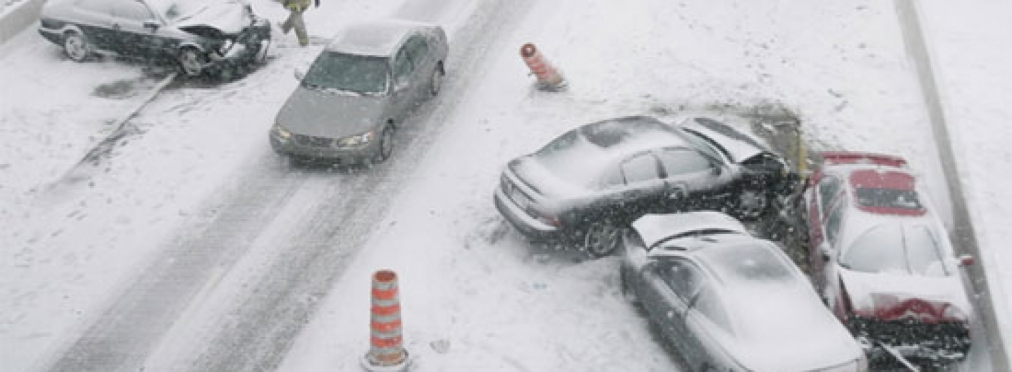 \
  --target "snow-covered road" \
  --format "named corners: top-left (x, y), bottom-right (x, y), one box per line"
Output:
top-left (2, 0), bottom-right (1009, 371)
